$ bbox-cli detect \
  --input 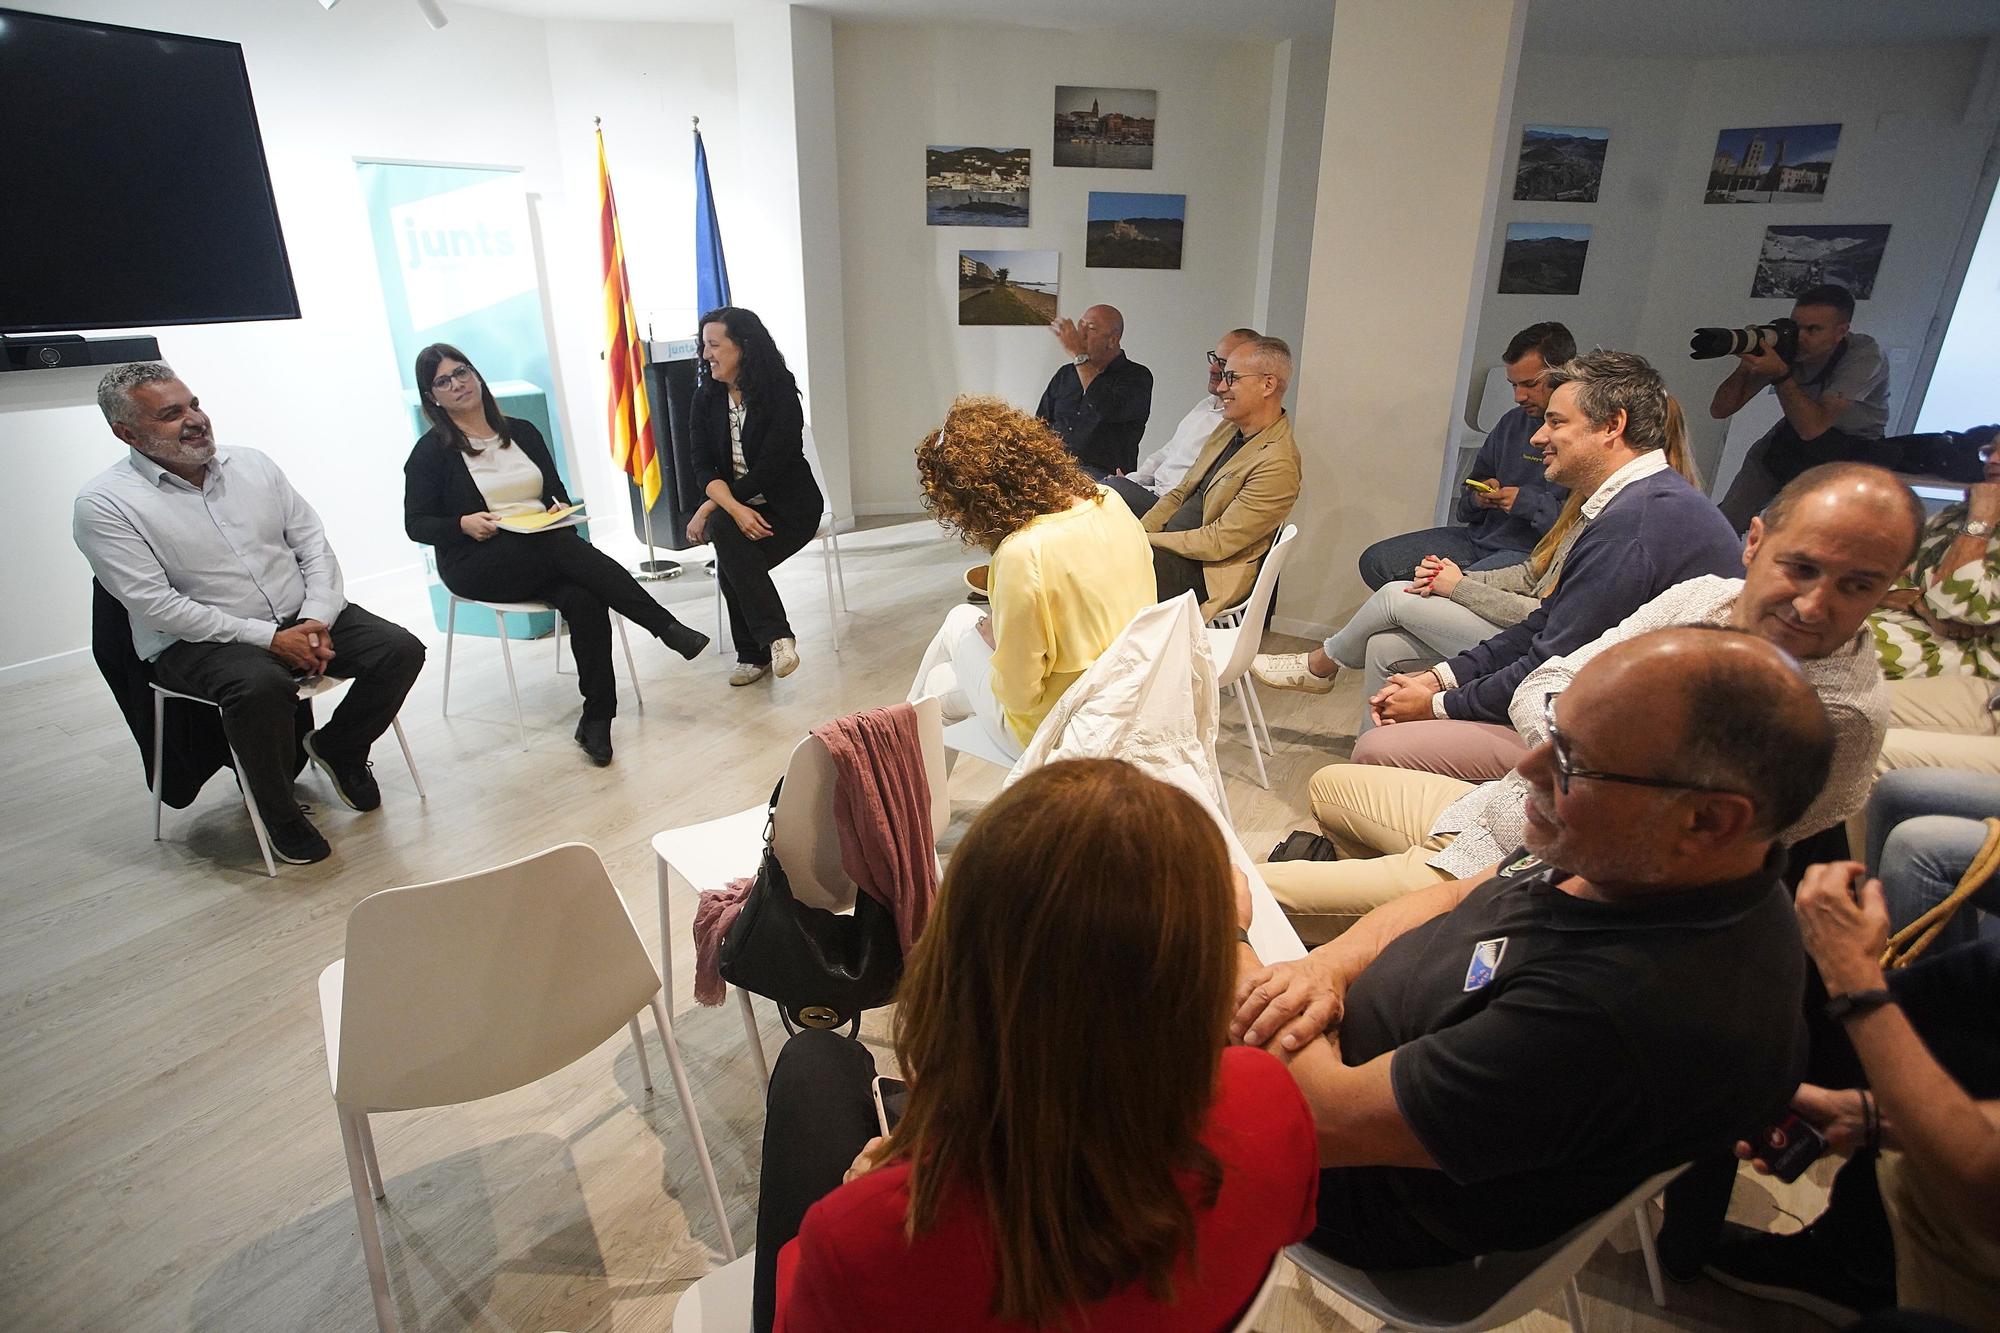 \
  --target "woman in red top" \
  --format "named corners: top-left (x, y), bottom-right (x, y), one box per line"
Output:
top-left (748, 758), bottom-right (1319, 1332)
